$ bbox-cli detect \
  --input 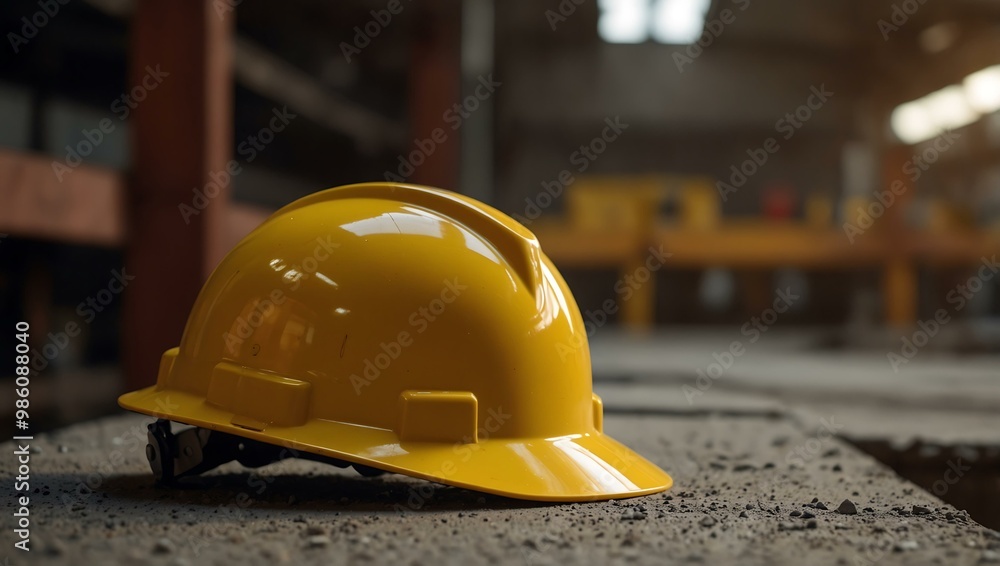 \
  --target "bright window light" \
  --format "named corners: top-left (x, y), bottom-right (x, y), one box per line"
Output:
top-left (599, 0), bottom-right (711, 45)
top-left (891, 101), bottom-right (939, 145)
top-left (964, 65), bottom-right (1000, 114)
top-left (651, 0), bottom-right (711, 44)
top-left (890, 65), bottom-right (1000, 144)
top-left (923, 85), bottom-right (979, 131)
top-left (598, 0), bottom-right (649, 44)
